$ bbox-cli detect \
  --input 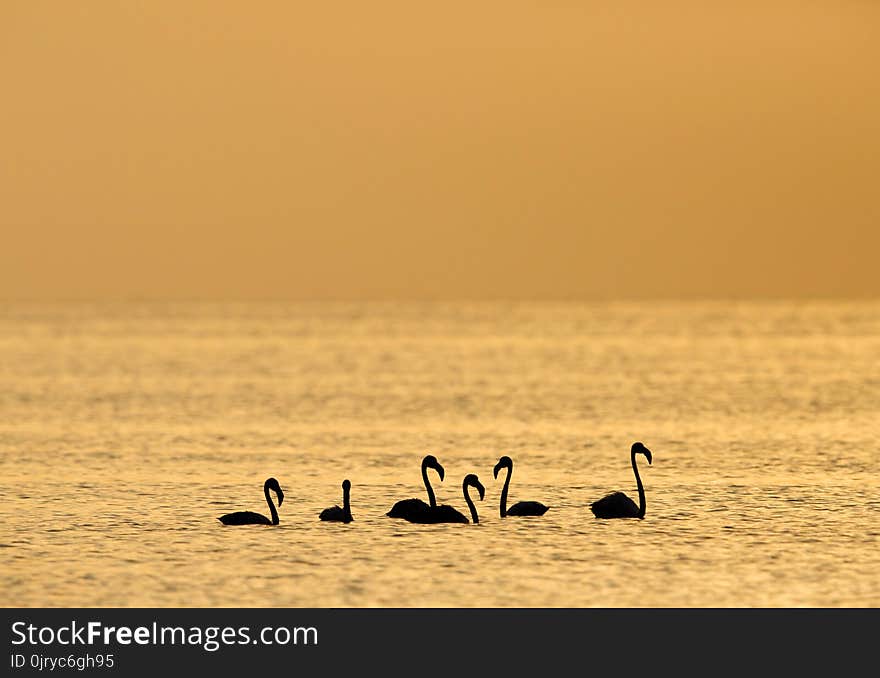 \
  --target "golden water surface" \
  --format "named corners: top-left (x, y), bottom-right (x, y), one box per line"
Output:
top-left (1, 302), bottom-right (878, 606)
